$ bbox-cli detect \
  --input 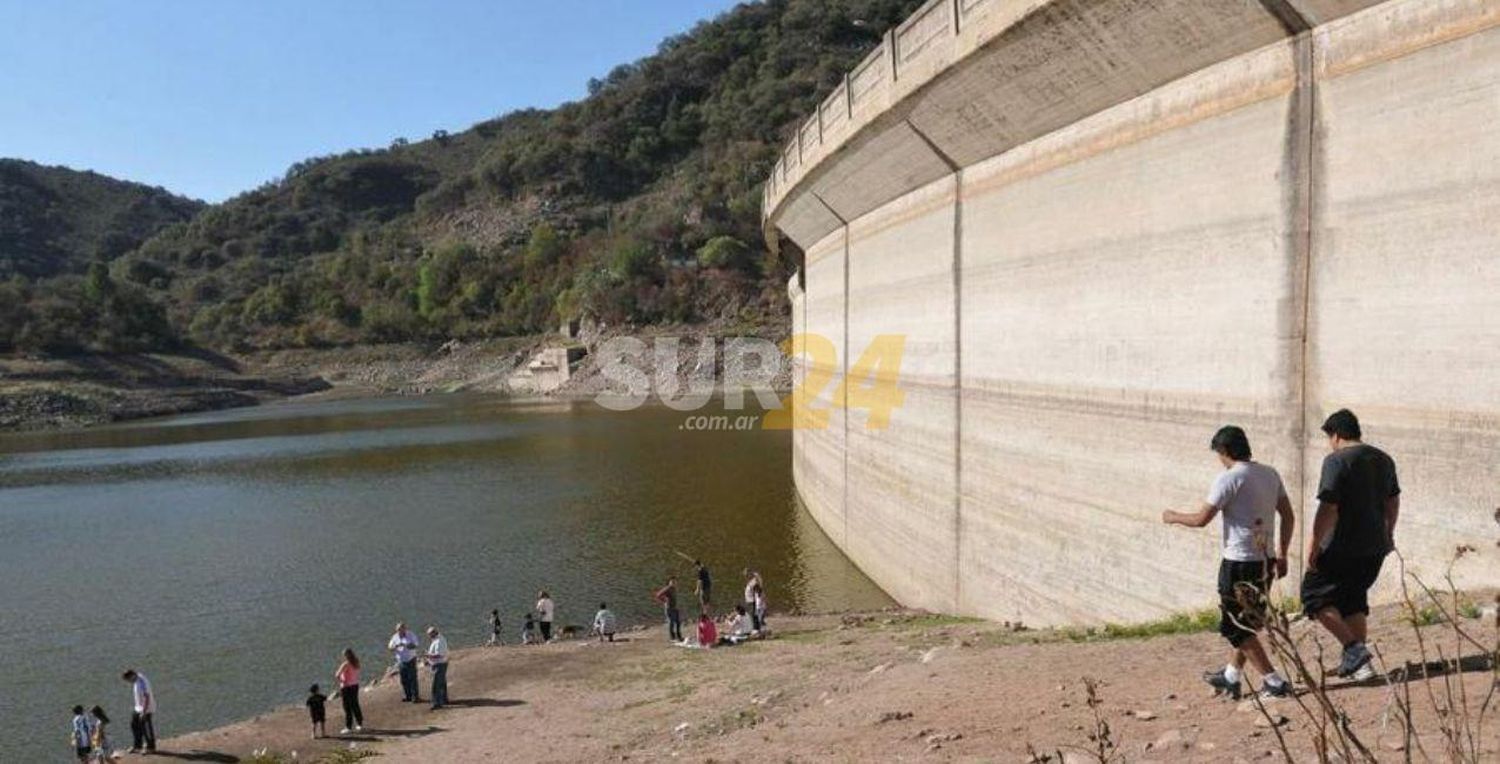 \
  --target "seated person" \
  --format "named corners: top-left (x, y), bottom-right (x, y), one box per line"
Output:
top-left (696, 612), bottom-right (718, 647)
top-left (718, 604), bottom-right (755, 646)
